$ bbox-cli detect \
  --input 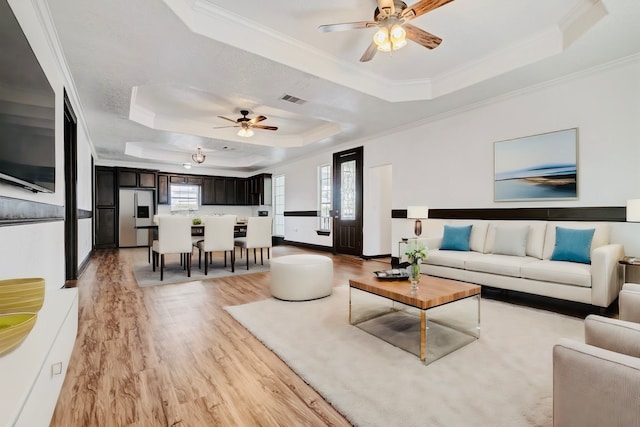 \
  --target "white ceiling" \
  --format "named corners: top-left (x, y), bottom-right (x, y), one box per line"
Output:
top-left (44, 0), bottom-right (640, 174)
